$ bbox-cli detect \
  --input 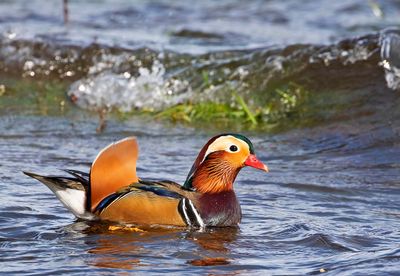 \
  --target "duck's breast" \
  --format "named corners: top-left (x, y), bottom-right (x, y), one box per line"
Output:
top-left (198, 191), bottom-right (242, 227)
